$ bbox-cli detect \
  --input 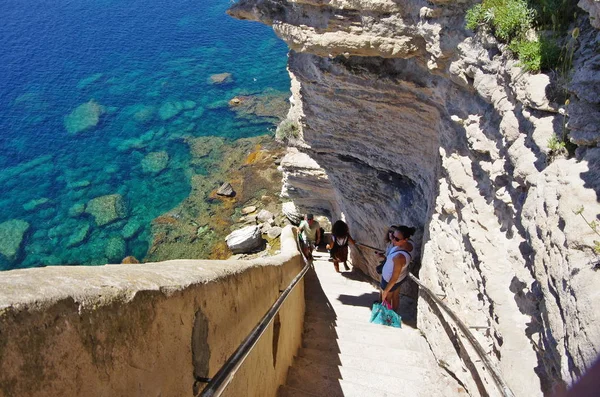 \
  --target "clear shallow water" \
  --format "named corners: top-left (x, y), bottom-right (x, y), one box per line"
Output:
top-left (0, 0), bottom-right (290, 270)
